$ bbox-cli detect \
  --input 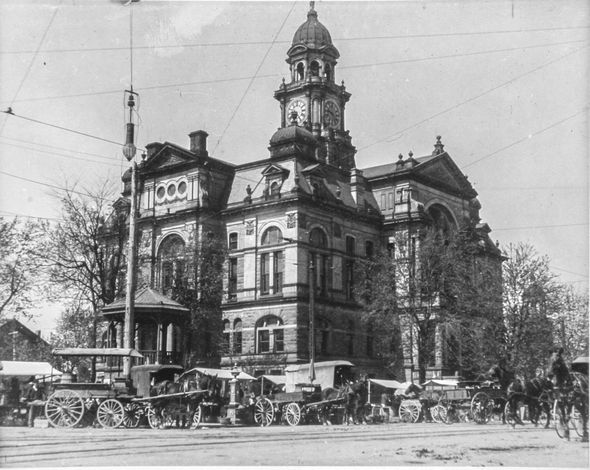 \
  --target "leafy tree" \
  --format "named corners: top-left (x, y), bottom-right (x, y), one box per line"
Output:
top-left (0, 217), bottom-right (50, 321)
top-left (356, 227), bottom-right (503, 383)
top-left (548, 284), bottom-right (588, 363)
top-left (501, 243), bottom-right (561, 377)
